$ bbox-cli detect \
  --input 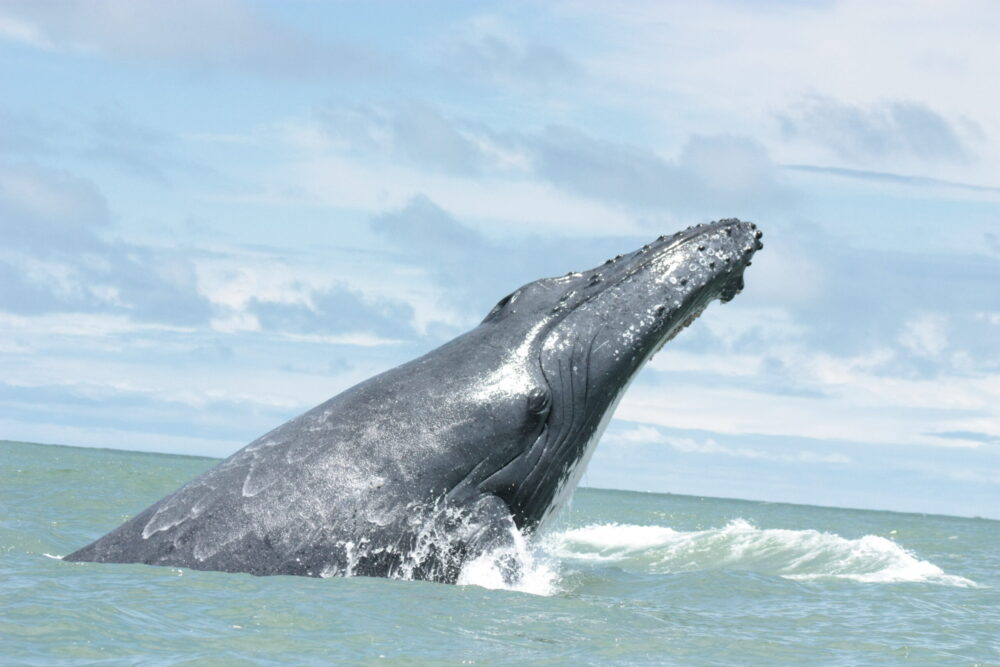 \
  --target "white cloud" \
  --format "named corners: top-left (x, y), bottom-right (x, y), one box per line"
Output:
top-left (0, 0), bottom-right (378, 78)
top-left (272, 153), bottom-right (644, 235)
top-left (623, 342), bottom-right (1000, 449)
top-left (0, 15), bottom-right (52, 49)
top-left (778, 96), bottom-right (971, 164)
top-left (0, 417), bottom-right (241, 458)
top-left (0, 312), bottom-right (193, 339)
top-left (612, 424), bottom-right (852, 464)
top-left (262, 101), bottom-right (794, 237)
top-left (899, 313), bottom-right (949, 358)
top-left (191, 243), bottom-right (465, 334)
top-left (434, 14), bottom-right (581, 91)
top-left (563, 0), bottom-right (1000, 183)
